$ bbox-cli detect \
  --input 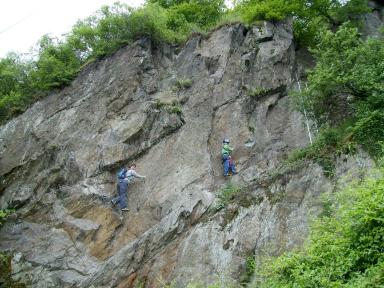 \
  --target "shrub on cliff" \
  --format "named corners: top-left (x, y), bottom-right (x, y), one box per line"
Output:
top-left (235, 0), bottom-right (369, 46)
top-left (297, 24), bottom-right (384, 159)
top-left (256, 169), bottom-right (384, 287)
